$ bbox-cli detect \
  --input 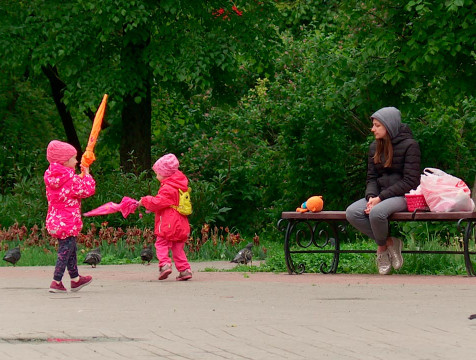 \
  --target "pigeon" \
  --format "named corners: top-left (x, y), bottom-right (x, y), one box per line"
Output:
top-left (140, 245), bottom-right (154, 265)
top-left (83, 247), bottom-right (101, 268)
top-left (3, 247), bottom-right (21, 266)
top-left (231, 242), bottom-right (253, 265)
